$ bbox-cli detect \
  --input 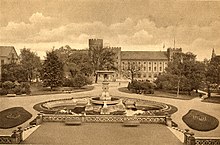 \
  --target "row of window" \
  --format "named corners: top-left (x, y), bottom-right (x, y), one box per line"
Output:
top-left (122, 61), bottom-right (167, 65)
top-left (126, 73), bottom-right (159, 79)
top-left (122, 66), bottom-right (164, 72)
